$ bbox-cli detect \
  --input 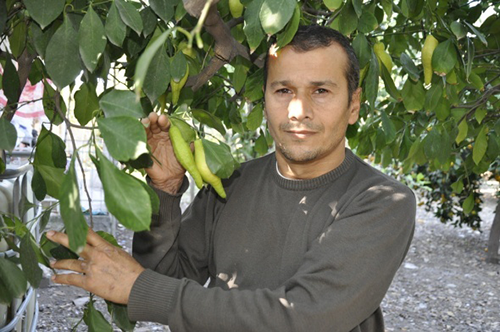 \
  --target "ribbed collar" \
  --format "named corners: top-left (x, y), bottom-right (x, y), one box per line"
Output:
top-left (271, 149), bottom-right (354, 191)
